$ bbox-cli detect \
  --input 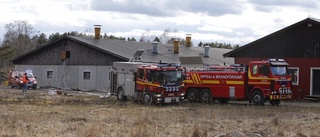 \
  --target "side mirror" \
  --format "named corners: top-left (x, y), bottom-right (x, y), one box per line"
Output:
top-left (15, 76), bottom-right (18, 78)
top-left (35, 76), bottom-right (37, 79)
